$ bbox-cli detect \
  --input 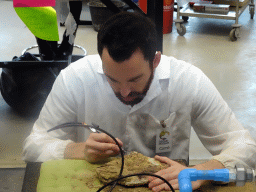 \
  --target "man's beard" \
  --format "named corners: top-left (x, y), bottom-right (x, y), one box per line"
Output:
top-left (115, 71), bottom-right (154, 106)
